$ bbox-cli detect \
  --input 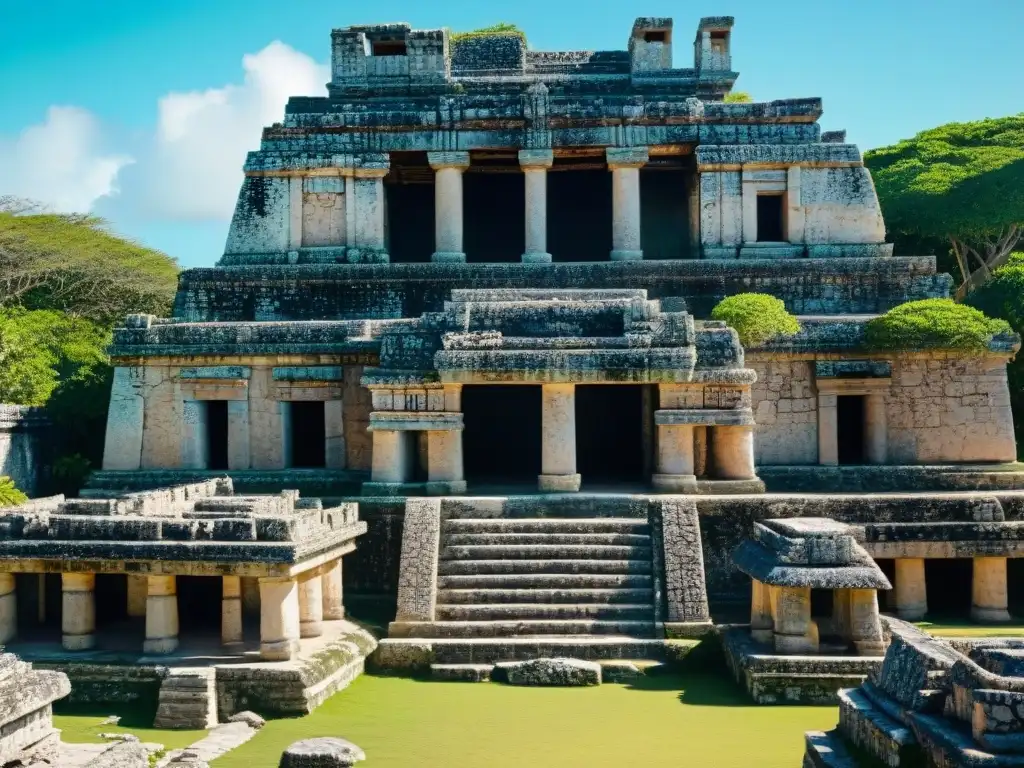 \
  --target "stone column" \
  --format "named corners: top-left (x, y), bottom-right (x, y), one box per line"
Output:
top-left (848, 589), bottom-right (885, 656)
top-left (519, 149), bottom-right (553, 263)
top-left (894, 558), bottom-right (928, 621)
top-left (0, 574), bottom-right (15, 644)
top-left (324, 400), bottom-right (346, 469)
top-left (653, 423), bottom-right (696, 492)
top-left (180, 400), bottom-right (209, 469)
top-left (62, 573), bottom-right (96, 651)
top-left (538, 383), bottom-right (581, 492)
top-left (972, 556), bottom-right (1011, 623)
top-left (350, 165), bottom-right (389, 254)
top-left (260, 576), bottom-right (301, 661)
top-left (371, 430), bottom-right (411, 484)
top-left (144, 575), bottom-right (179, 654)
top-left (711, 425), bottom-right (756, 480)
top-left (865, 392), bottom-right (888, 465)
top-left (426, 429), bottom-right (466, 494)
top-left (818, 393), bottom-right (838, 466)
top-left (221, 575), bottom-right (243, 647)
top-left (773, 586), bottom-right (818, 654)
top-left (298, 572), bottom-right (324, 639)
top-left (749, 579), bottom-right (773, 644)
top-left (102, 366), bottom-right (144, 470)
top-left (126, 574), bottom-right (148, 618)
top-left (428, 151), bottom-right (471, 263)
top-left (322, 560), bottom-right (345, 621)
top-left (227, 399), bottom-right (252, 470)
top-left (606, 147), bottom-right (648, 261)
